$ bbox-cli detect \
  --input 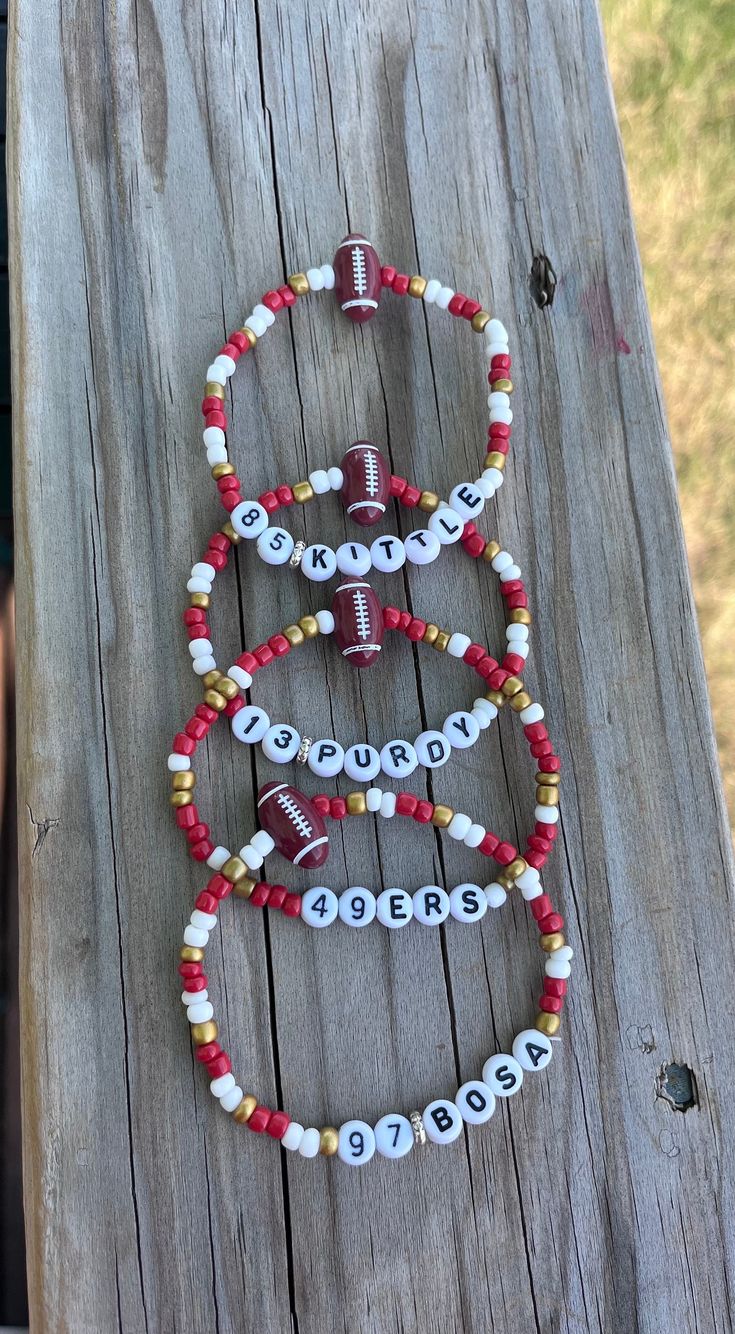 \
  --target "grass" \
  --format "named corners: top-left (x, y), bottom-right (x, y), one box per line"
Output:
top-left (602, 0), bottom-right (735, 817)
